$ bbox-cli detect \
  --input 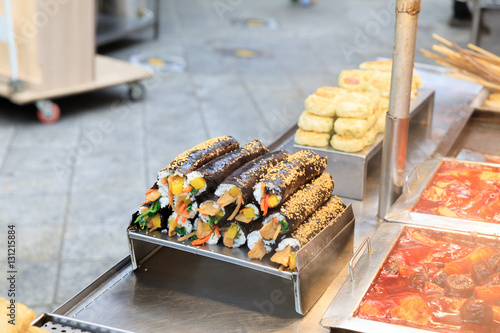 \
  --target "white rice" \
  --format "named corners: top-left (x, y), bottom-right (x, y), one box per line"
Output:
top-left (177, 219), bottom-right (193, 236)
top-left (186, 171), bottom-right (207, 194)
top-left (157, 170), bottom-right (171, 195)
top-left (276, 238), bottom-right (301, 252)
top-left (215, 183), bottom-right (235, 197)
top-left (207, 231), bottom-right (220, 245)
top-left (253, 183), bottom-right (263, 204)
top-left (159, 196), bottom-right (169, 209)
top-left (247, 231), bottom-right (273, 253)
top-left (262, 212), bottom-right (283, 226)
top-left (253, 183), bottom-right (282, 206)
top-left (232, 228), bottom-right (246, 248)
